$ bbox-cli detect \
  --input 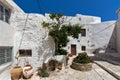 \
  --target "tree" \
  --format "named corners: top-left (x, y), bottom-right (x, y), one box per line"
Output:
top-left (42, 13), bottom-right (82, 55)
